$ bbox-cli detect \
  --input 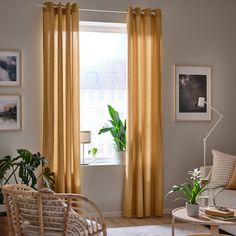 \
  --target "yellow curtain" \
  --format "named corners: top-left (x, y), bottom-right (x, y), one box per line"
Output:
top-left (123, 7), bottom-right (163, 218)
top-left (42, 2), bottom-right (80, 193)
